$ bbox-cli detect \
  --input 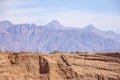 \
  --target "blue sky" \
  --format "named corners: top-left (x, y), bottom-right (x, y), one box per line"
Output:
top-left (0, 0), bottom-right (120, 32)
